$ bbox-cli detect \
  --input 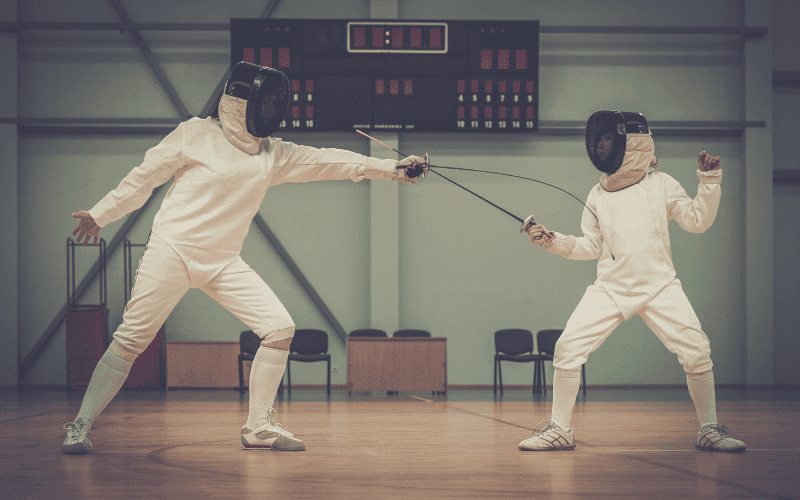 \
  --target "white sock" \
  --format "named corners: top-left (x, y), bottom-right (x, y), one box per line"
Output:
top-left (75, 344), bottom-right (134, 426)
top-left (550, 368), bottom-right (581, 431)
top-left (687, 370), bottom-right (718, 428)
top-left (246, 346), bottom-right (289, 430)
